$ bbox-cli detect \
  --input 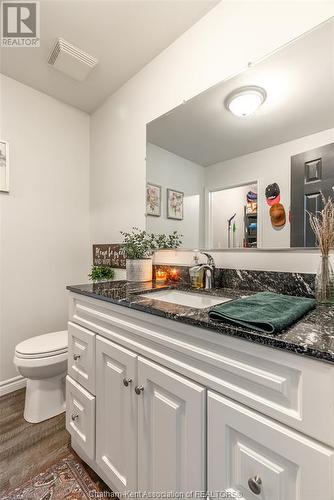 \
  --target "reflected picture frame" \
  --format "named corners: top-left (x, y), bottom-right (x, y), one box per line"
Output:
top-left (167, 188), bottom-right (183, 220)
top-left (0, 140), bottom-right (9, 193)
top-left (146, 182), bottom-right (161, 217)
